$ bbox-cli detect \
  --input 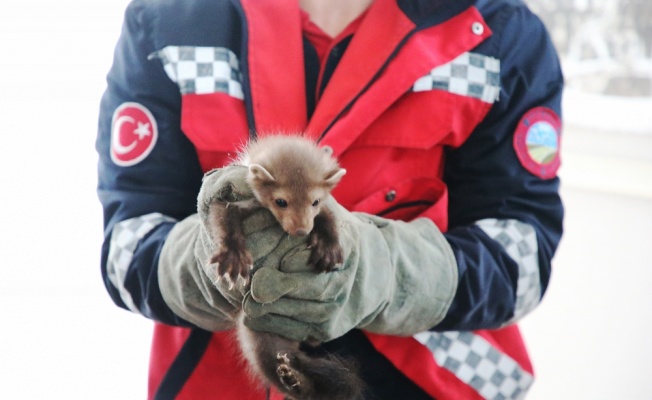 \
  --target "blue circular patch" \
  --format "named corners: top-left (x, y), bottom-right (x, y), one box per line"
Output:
top-left (526, 121), bottom-right (559, 165)
top-left (514, 107), bottom-right (561, 179)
